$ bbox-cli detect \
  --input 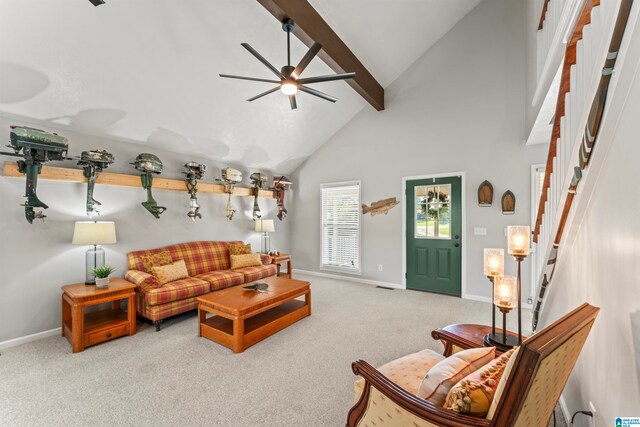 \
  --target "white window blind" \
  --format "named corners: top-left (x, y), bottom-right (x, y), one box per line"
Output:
top-left (321, 182), bottom-right (360, 273)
